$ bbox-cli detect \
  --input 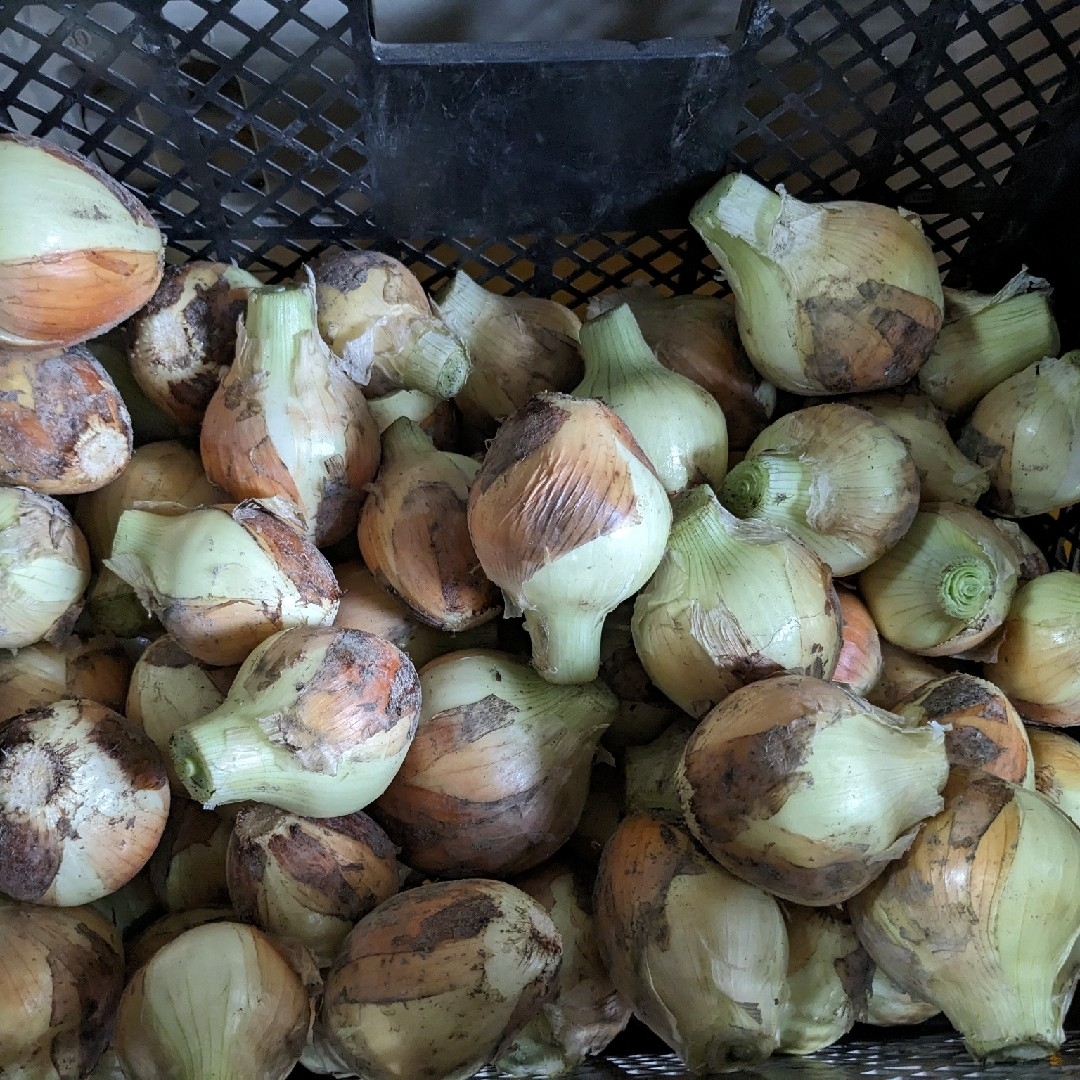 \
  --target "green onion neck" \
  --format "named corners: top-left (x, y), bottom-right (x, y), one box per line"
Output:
top-left (380, 415), bottom-right (435, 465)
top-left (578, 303), bottom-right (663, 389)
top-left (669, 484), bottom-right (729, 552)
top-left (720, 454), bottom-right (811, 521)
top-left (245, 284), bottom-right (316, 363)
top-left (525, 608), bottom-right (606, 685)
top-left (940, 557), bottom-right (993, 621)
top-left (689, 172), bottom-right (782, 256)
